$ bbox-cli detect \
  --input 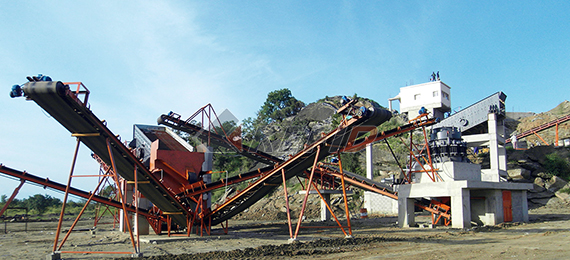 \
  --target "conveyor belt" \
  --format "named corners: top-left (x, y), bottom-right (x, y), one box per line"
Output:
top-left (158, 113), bottom-right (282, 165)
top-left (505, 113), bottom-right (570, 144)
top-left (0, 164), bottom-right (155, 218)
top-left (161, 108), bottom-right (405, 225)
top-left (19, 81), bottom-right (190, 227)
top-left (207, 107), bottom-right (393, 225)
